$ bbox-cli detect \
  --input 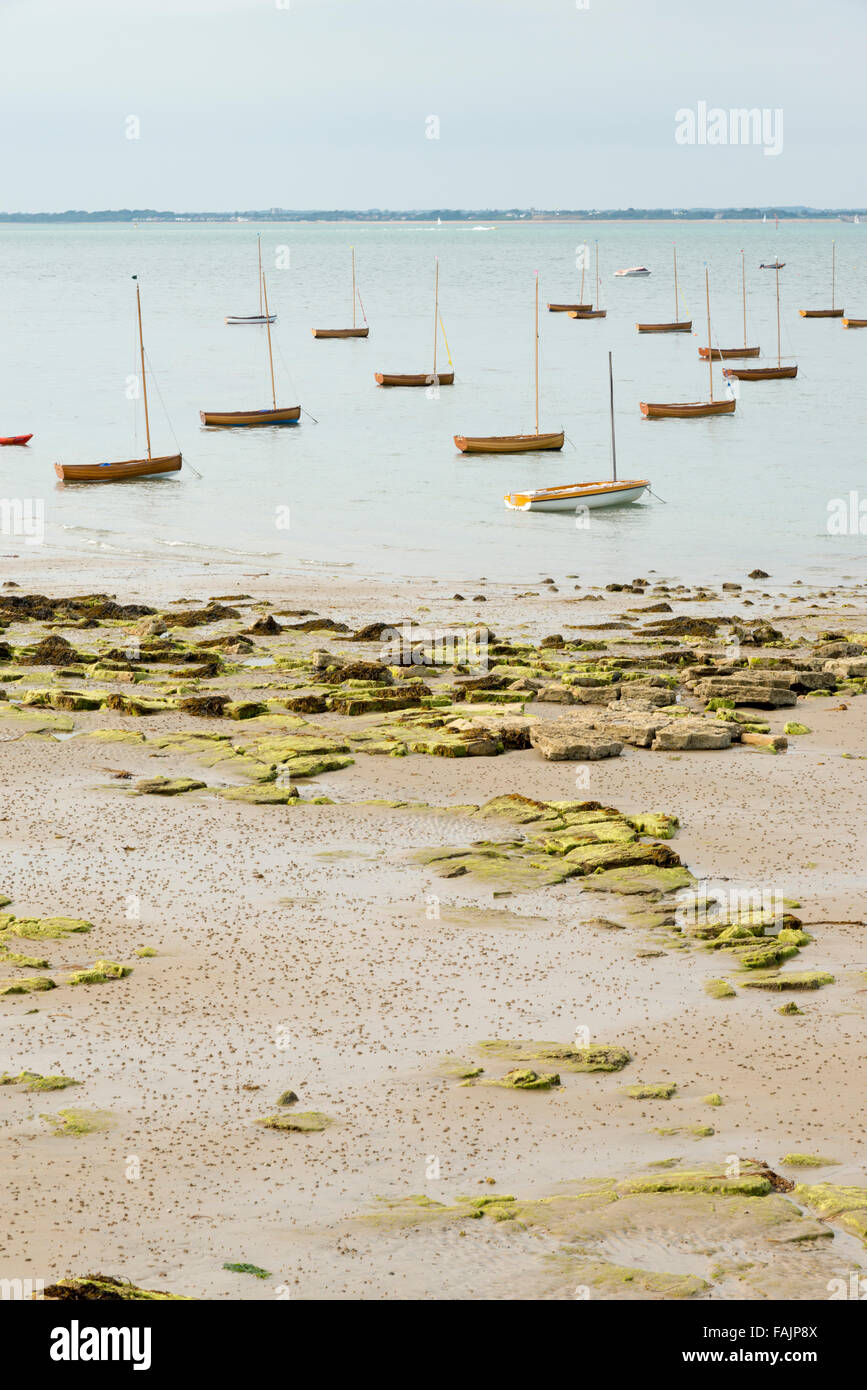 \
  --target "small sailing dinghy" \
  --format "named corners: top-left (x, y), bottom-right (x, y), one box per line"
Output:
top-left (202, 274), bottom-right (301, 426)
top-left (312, 248), bottom-right (369, 338)
top-left (636, 245), bottom-right (691, 332)
top-left (375, 259), bottom-right (454, 386)
top-left (615, 266), bottom-right (651, 277)
top-left (548, 247), bottom-right (592, 312)
top-left (505, 354), bottom-right (648, 511)
top-left (760, 261), bottom-right (785, 270)
top-left (699, 251), bottom-right (760, 359)
top-left (800, 241), bottom-right (844, 317)
top-left (842, 317), bottom-right (867, 328)
top-left (0, 434), bottom-right (33, 446)
top-left (455, 274), bottom-right (563, 454)
top-left (55, 279), bottom-right (182, 483)
top-left (641, 269), bottom-right (737, 417)
top-left (568, 243), bottom-right (606, 318)
top-left (225, 235), bottom-right (276, 325)
top-left (723, 264), bottom-right (798, 381)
